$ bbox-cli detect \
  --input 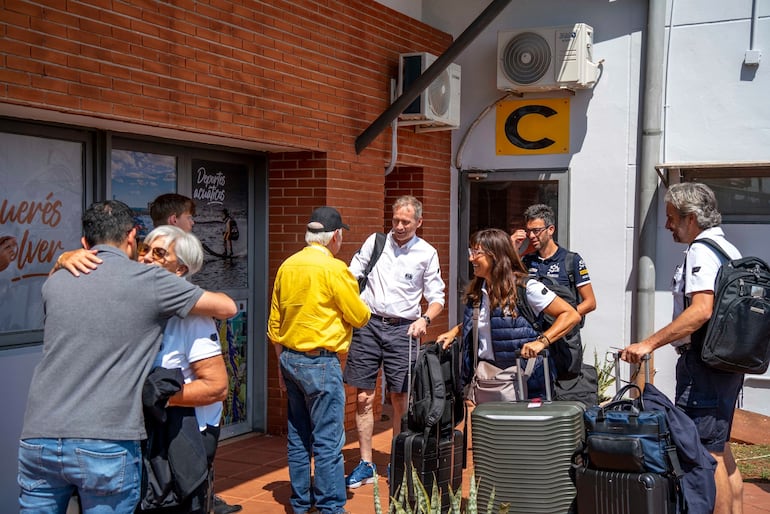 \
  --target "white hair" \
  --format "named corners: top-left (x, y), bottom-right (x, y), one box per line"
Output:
top-left (144, 225), bottom-right (204, 276)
